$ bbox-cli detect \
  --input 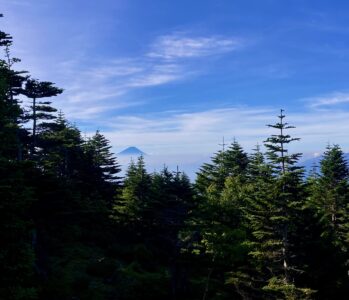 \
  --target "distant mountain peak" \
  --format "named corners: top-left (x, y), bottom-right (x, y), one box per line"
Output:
top-left (118, 146), bottom-right (145, 156)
